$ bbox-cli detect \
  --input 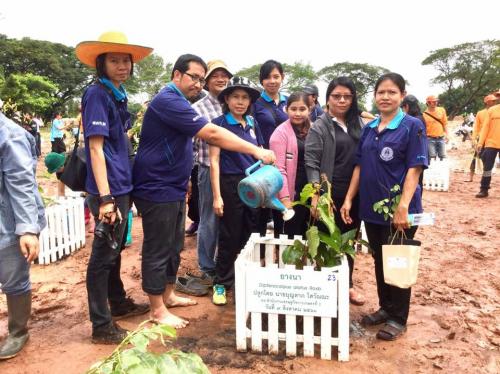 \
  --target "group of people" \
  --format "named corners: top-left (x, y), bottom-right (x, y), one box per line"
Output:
top-left (0, 28), bottom-right (497, 360)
